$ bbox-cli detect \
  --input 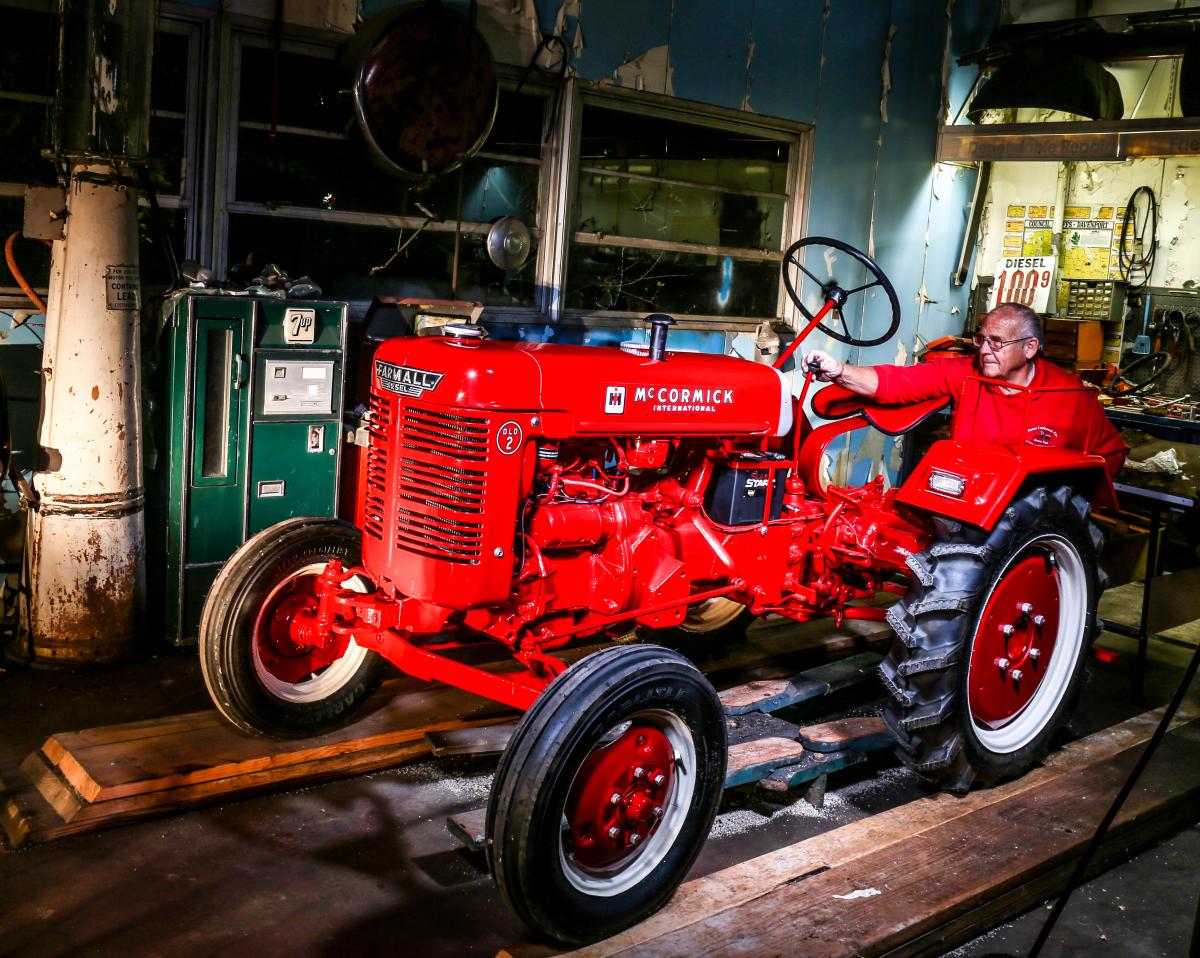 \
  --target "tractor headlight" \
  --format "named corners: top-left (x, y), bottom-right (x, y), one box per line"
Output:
top-left (928, 469), bottom-right (966, 497)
